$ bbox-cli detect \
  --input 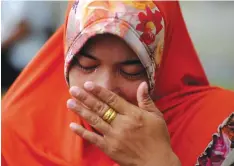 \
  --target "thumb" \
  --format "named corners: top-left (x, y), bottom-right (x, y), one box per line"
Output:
top-left (137, 82), bottom-right (155, 111)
